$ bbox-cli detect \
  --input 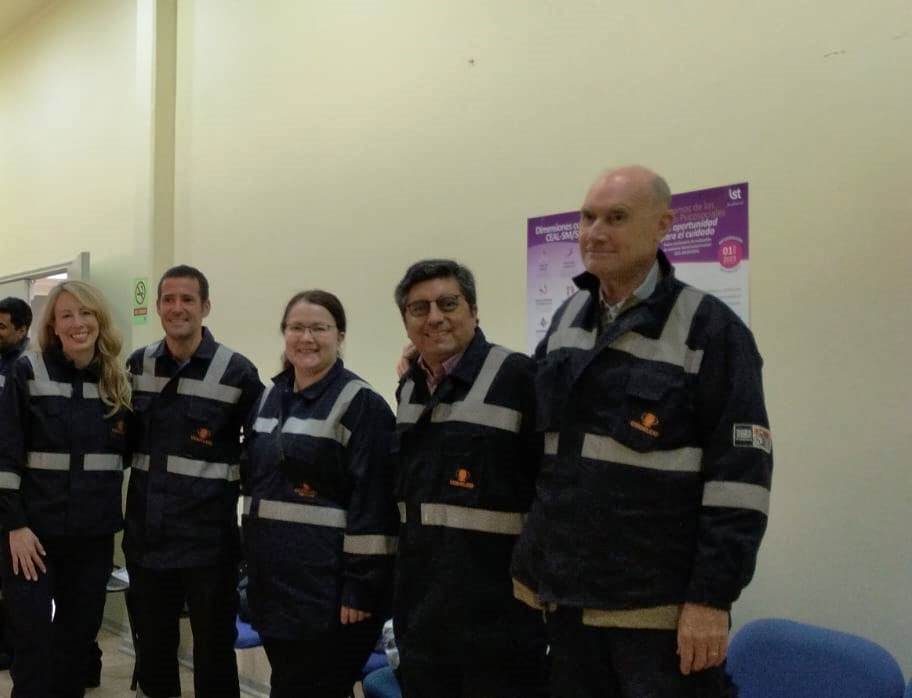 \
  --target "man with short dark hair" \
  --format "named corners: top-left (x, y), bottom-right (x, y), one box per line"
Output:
top-left (0, 296), bottom-right (31, 670)
top-left (0, 297), bottom-right (32, 391)
top-left (392, 259), bottom-right (547, 698)
top-left (512, 166), bottom-right (772, 697)
top-left (124, 265), bottom-right (263, 698)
